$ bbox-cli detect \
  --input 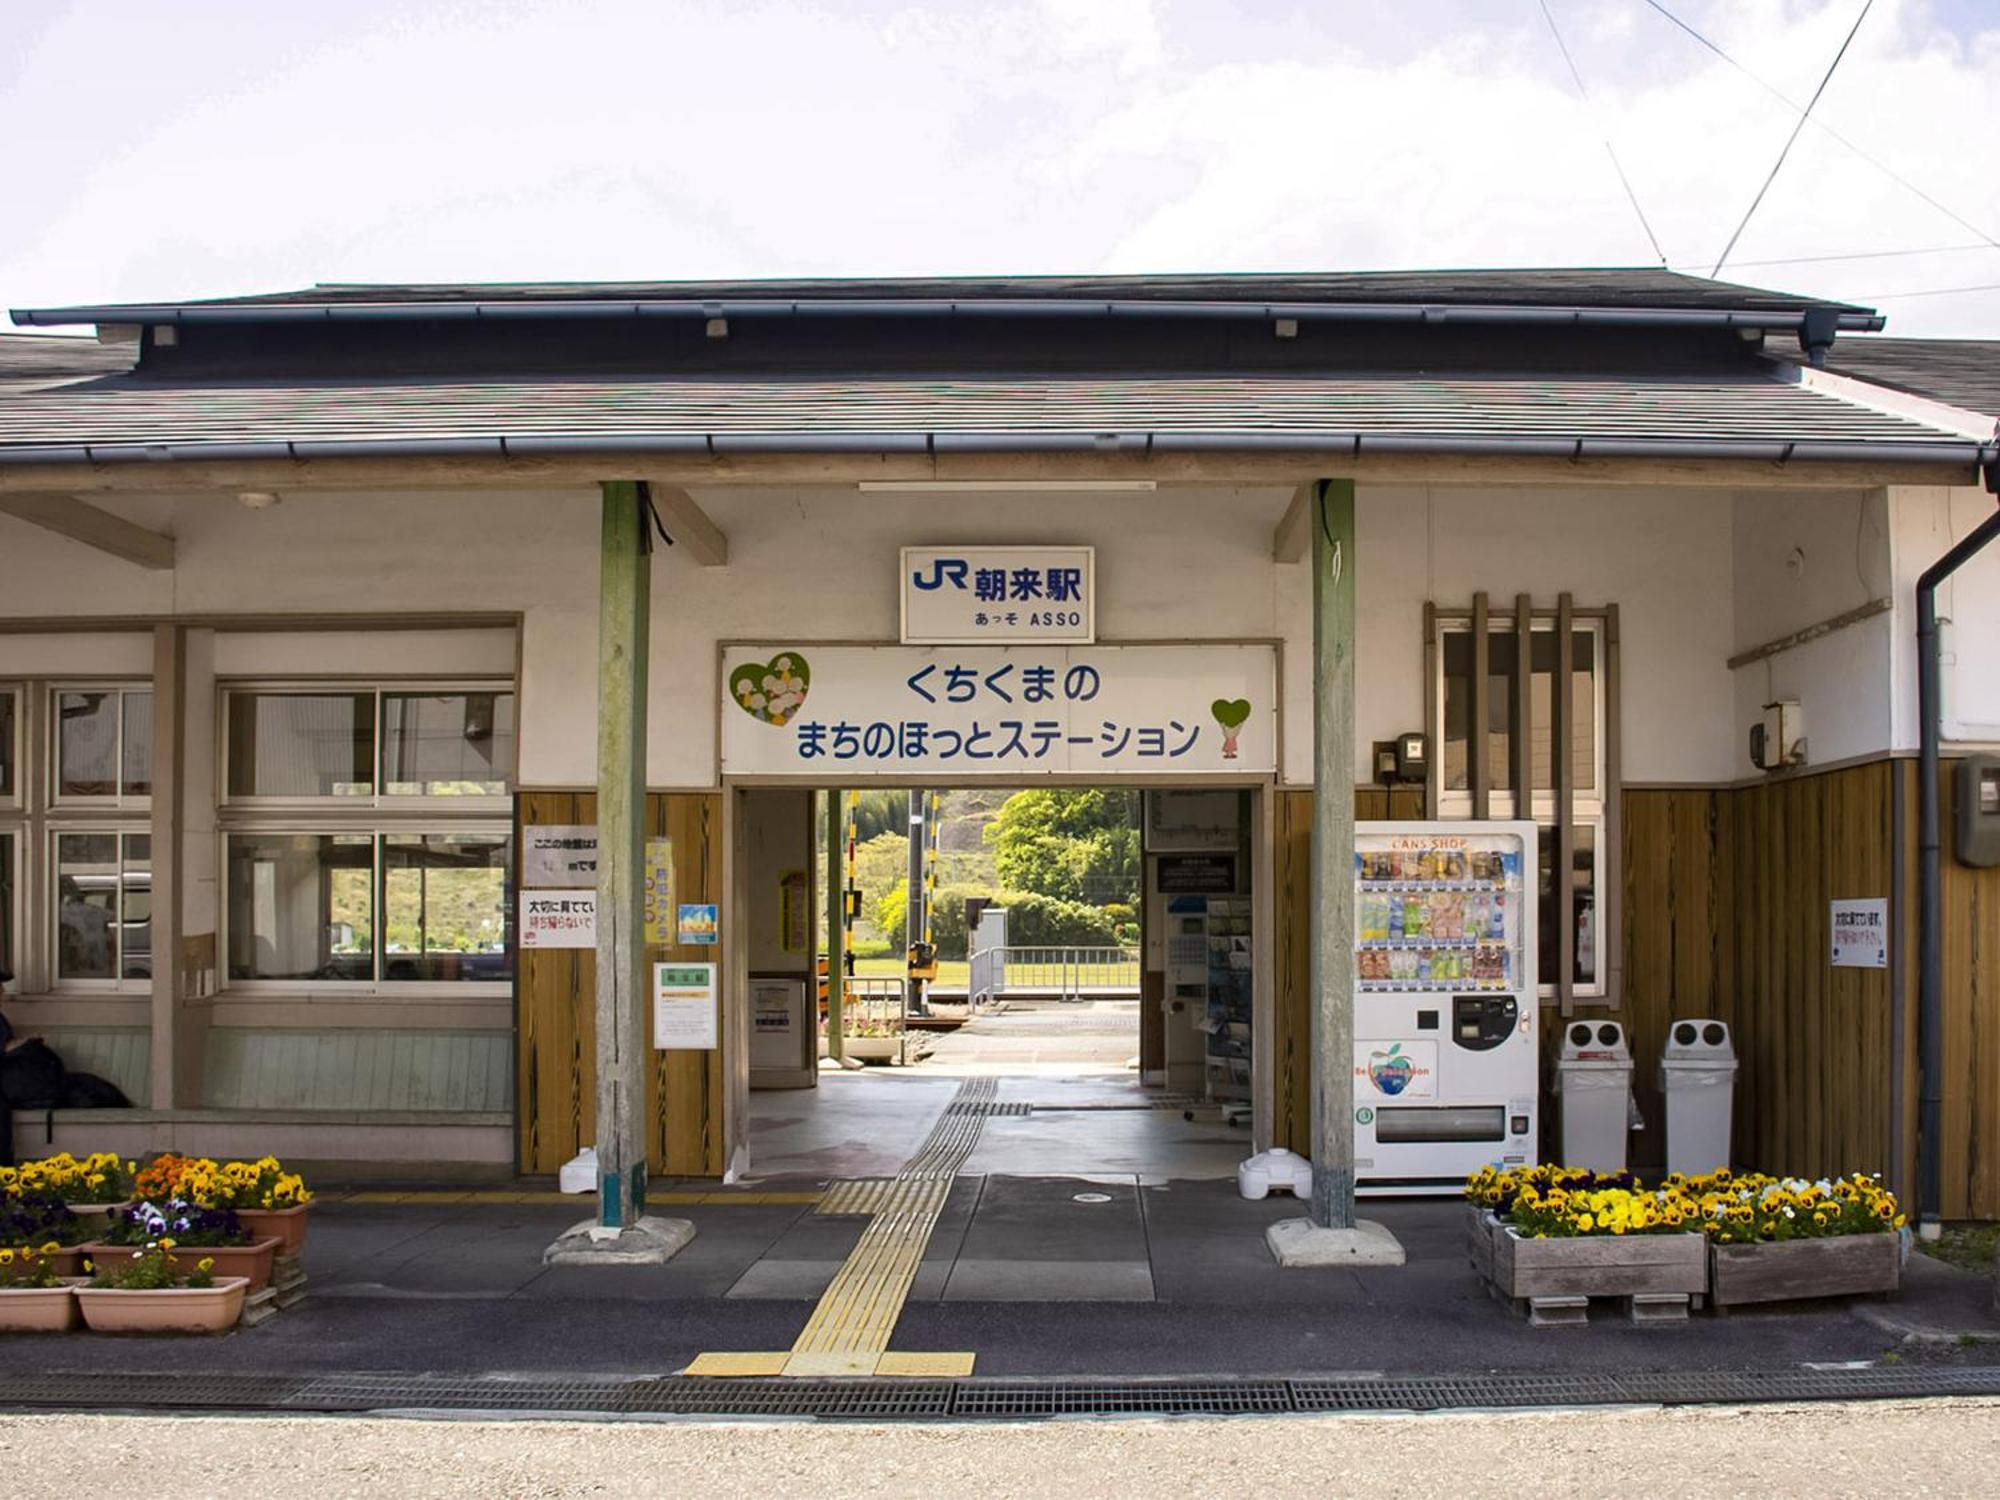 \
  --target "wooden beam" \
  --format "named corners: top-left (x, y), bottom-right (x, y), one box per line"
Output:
top-left (0, 492), bottom-right (173, 568)
top-left (1471, 592), bottom-right (1490, 821)
top-left (1556, 592), bottom-right (1577, 1017)
top-left (648, 483), bottom-right (729, 567)
top-left (0, 451), bottom-right (1970, 496)
top-left (1271, 483), bottom-right (1313, 563)
top-left (594, 479), bottom-right (652, 1230)
top-left (1310, 478), bottom-right (1358, 1230)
